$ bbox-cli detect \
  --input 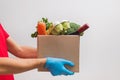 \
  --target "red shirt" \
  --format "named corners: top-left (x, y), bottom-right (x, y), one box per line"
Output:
top-left (0, 24), bottom-right (14, 80)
